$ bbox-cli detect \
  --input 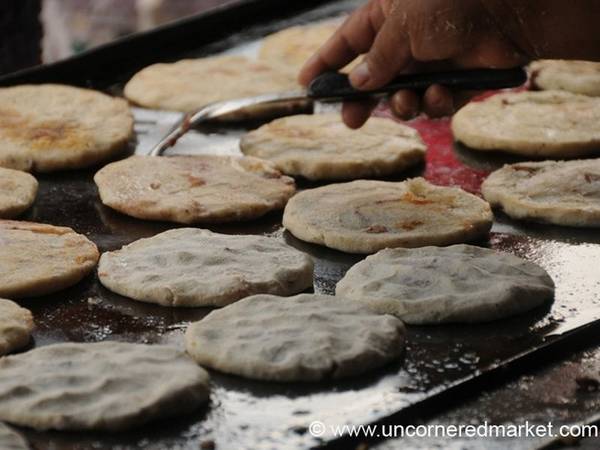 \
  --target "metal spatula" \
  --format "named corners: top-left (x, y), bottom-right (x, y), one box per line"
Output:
top-left (148, 67), bottom-right (527, 156)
